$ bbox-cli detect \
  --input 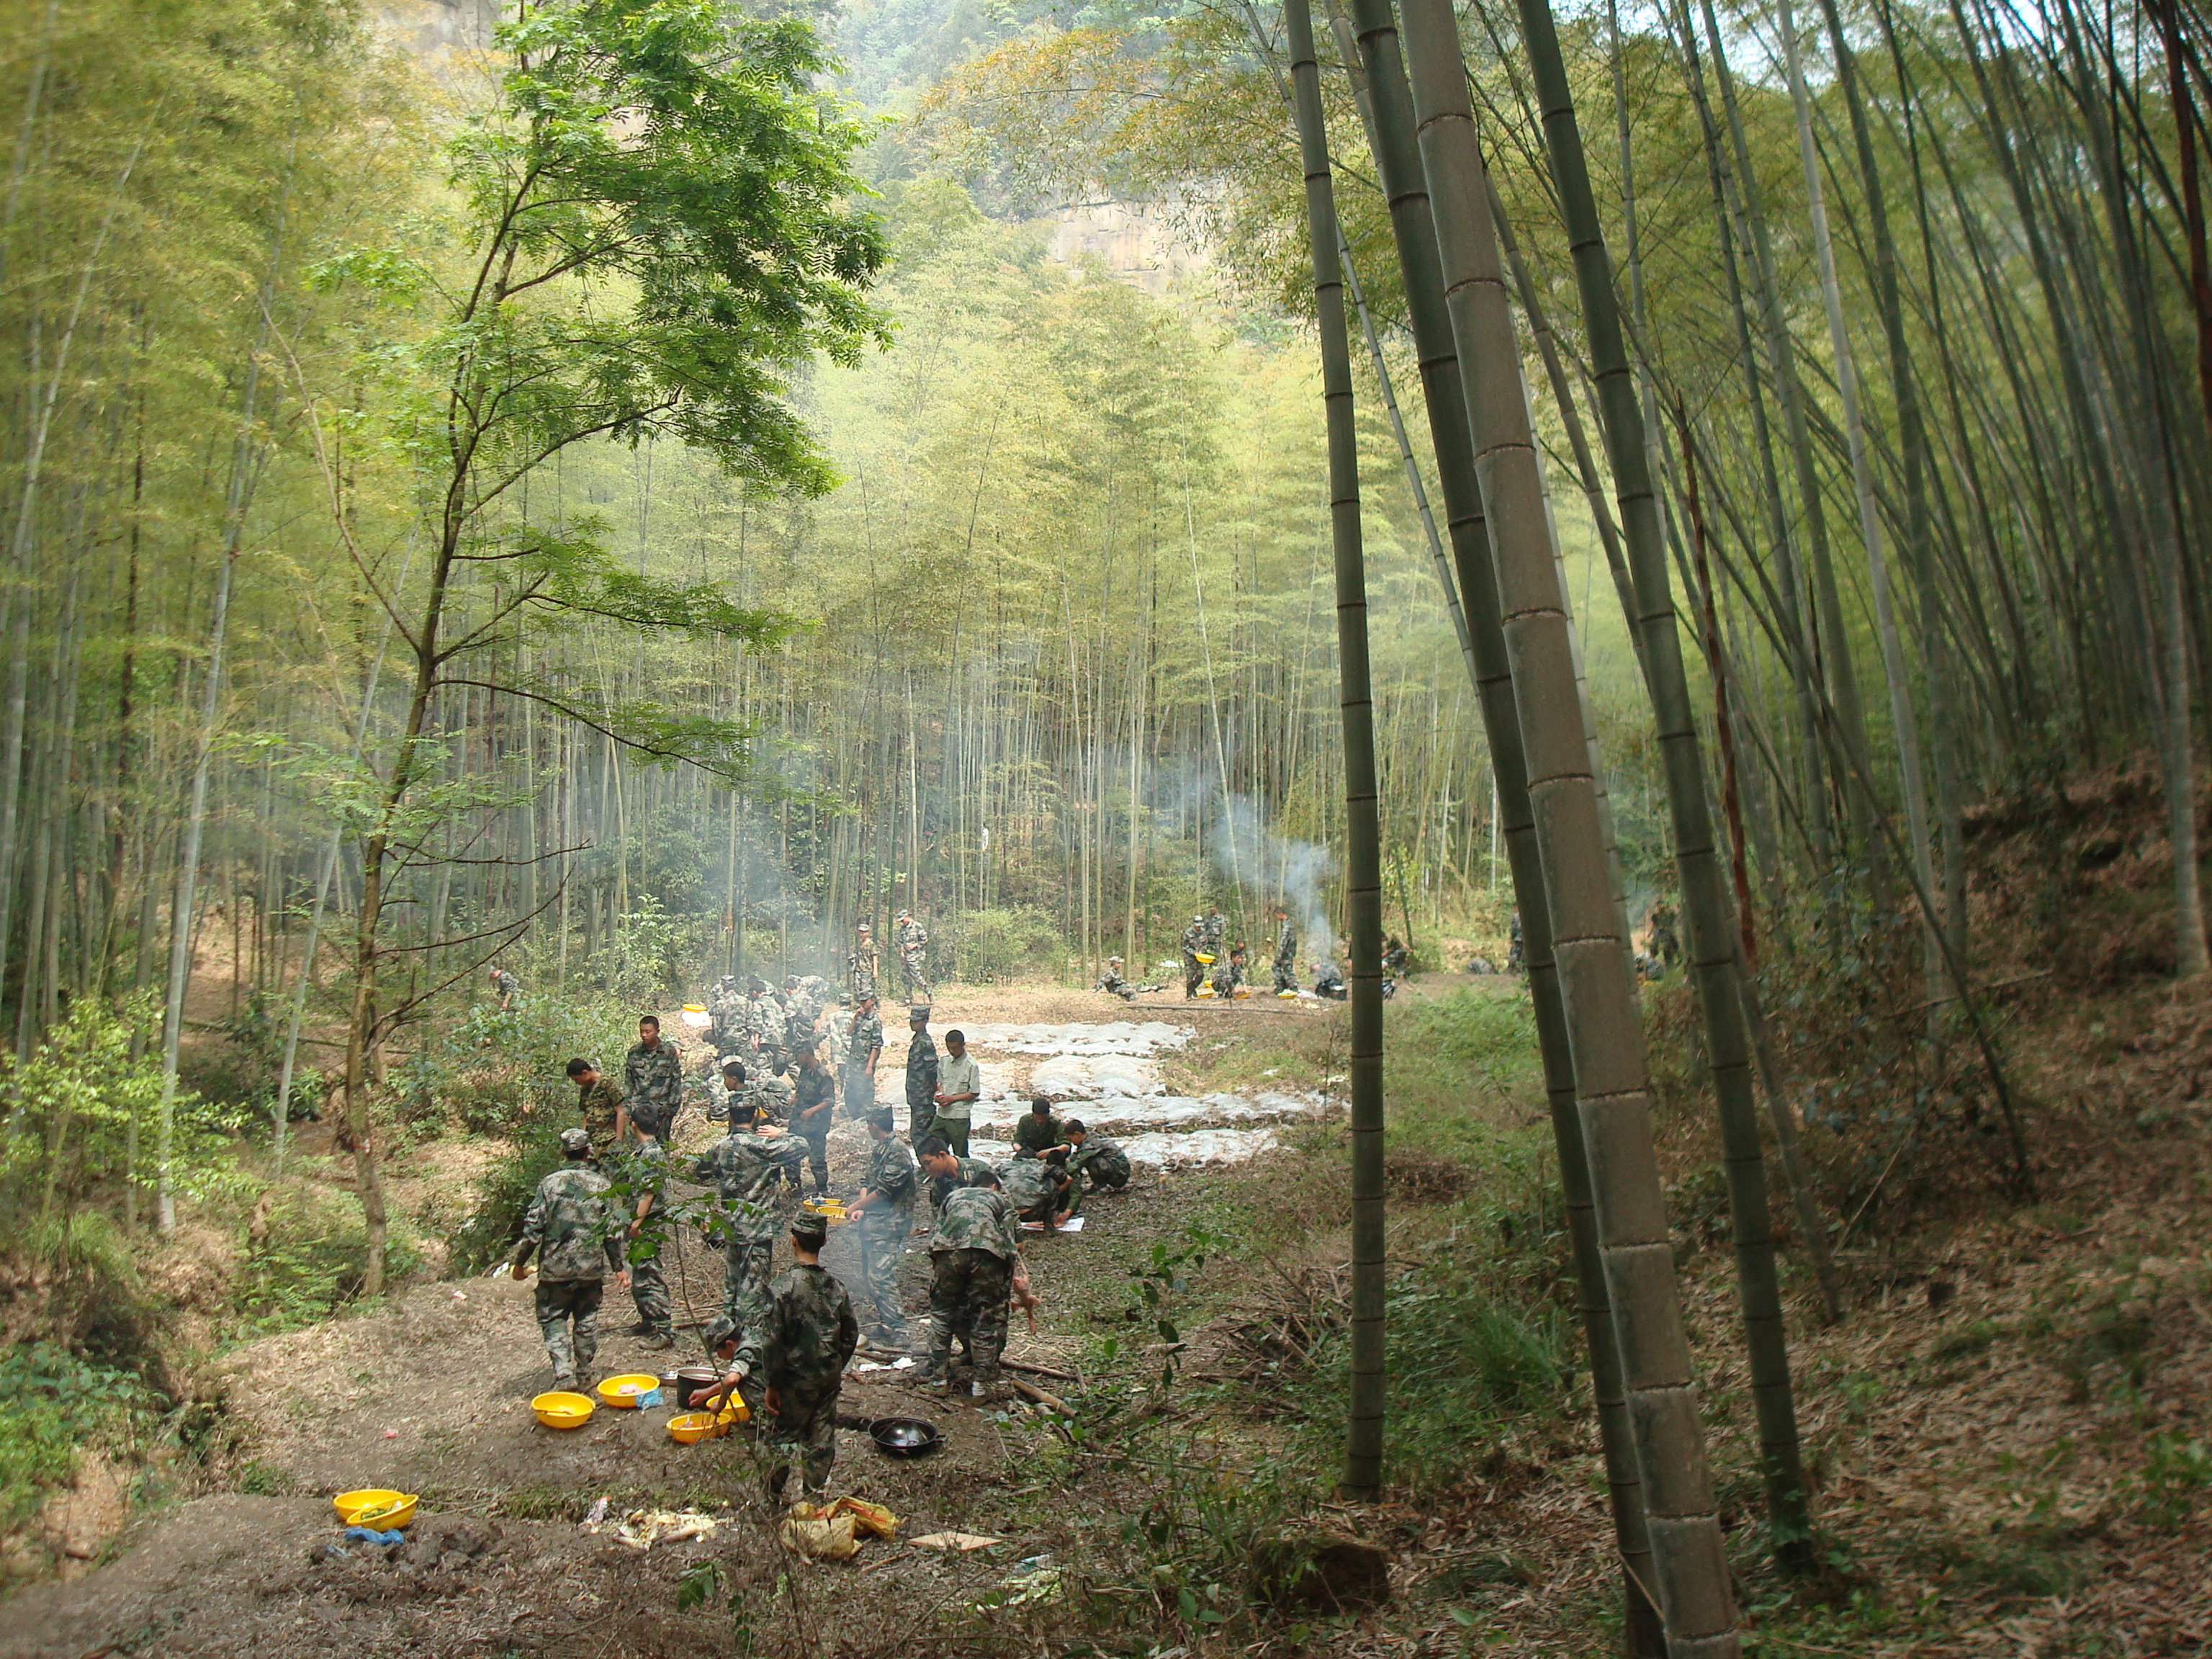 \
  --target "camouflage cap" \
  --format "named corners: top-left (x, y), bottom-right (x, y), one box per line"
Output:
top-left (790, 1210), bottom-right (830, 1246)
top-left (867, 1108), bottom-right (896, 1133)
top-left (559, 1126), bottom-right (593, 1157)
top-left (703, 1313), bottom-right (739, 1353)
top-left (907, 1004), bottom-right (931, 1022)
